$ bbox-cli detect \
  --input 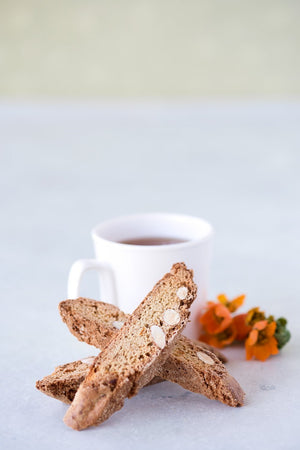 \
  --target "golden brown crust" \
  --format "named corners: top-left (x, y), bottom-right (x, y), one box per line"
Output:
top-left (64, 263), bottom-right (197, 430)
top-left (36, 359), bottom-right (94, 404)
top-left (36, 359), bottom-right (163, 404)
top-left (157, 336), bottom-right (244, 407)
top-left (59, 298), bottom-right (127, 349)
